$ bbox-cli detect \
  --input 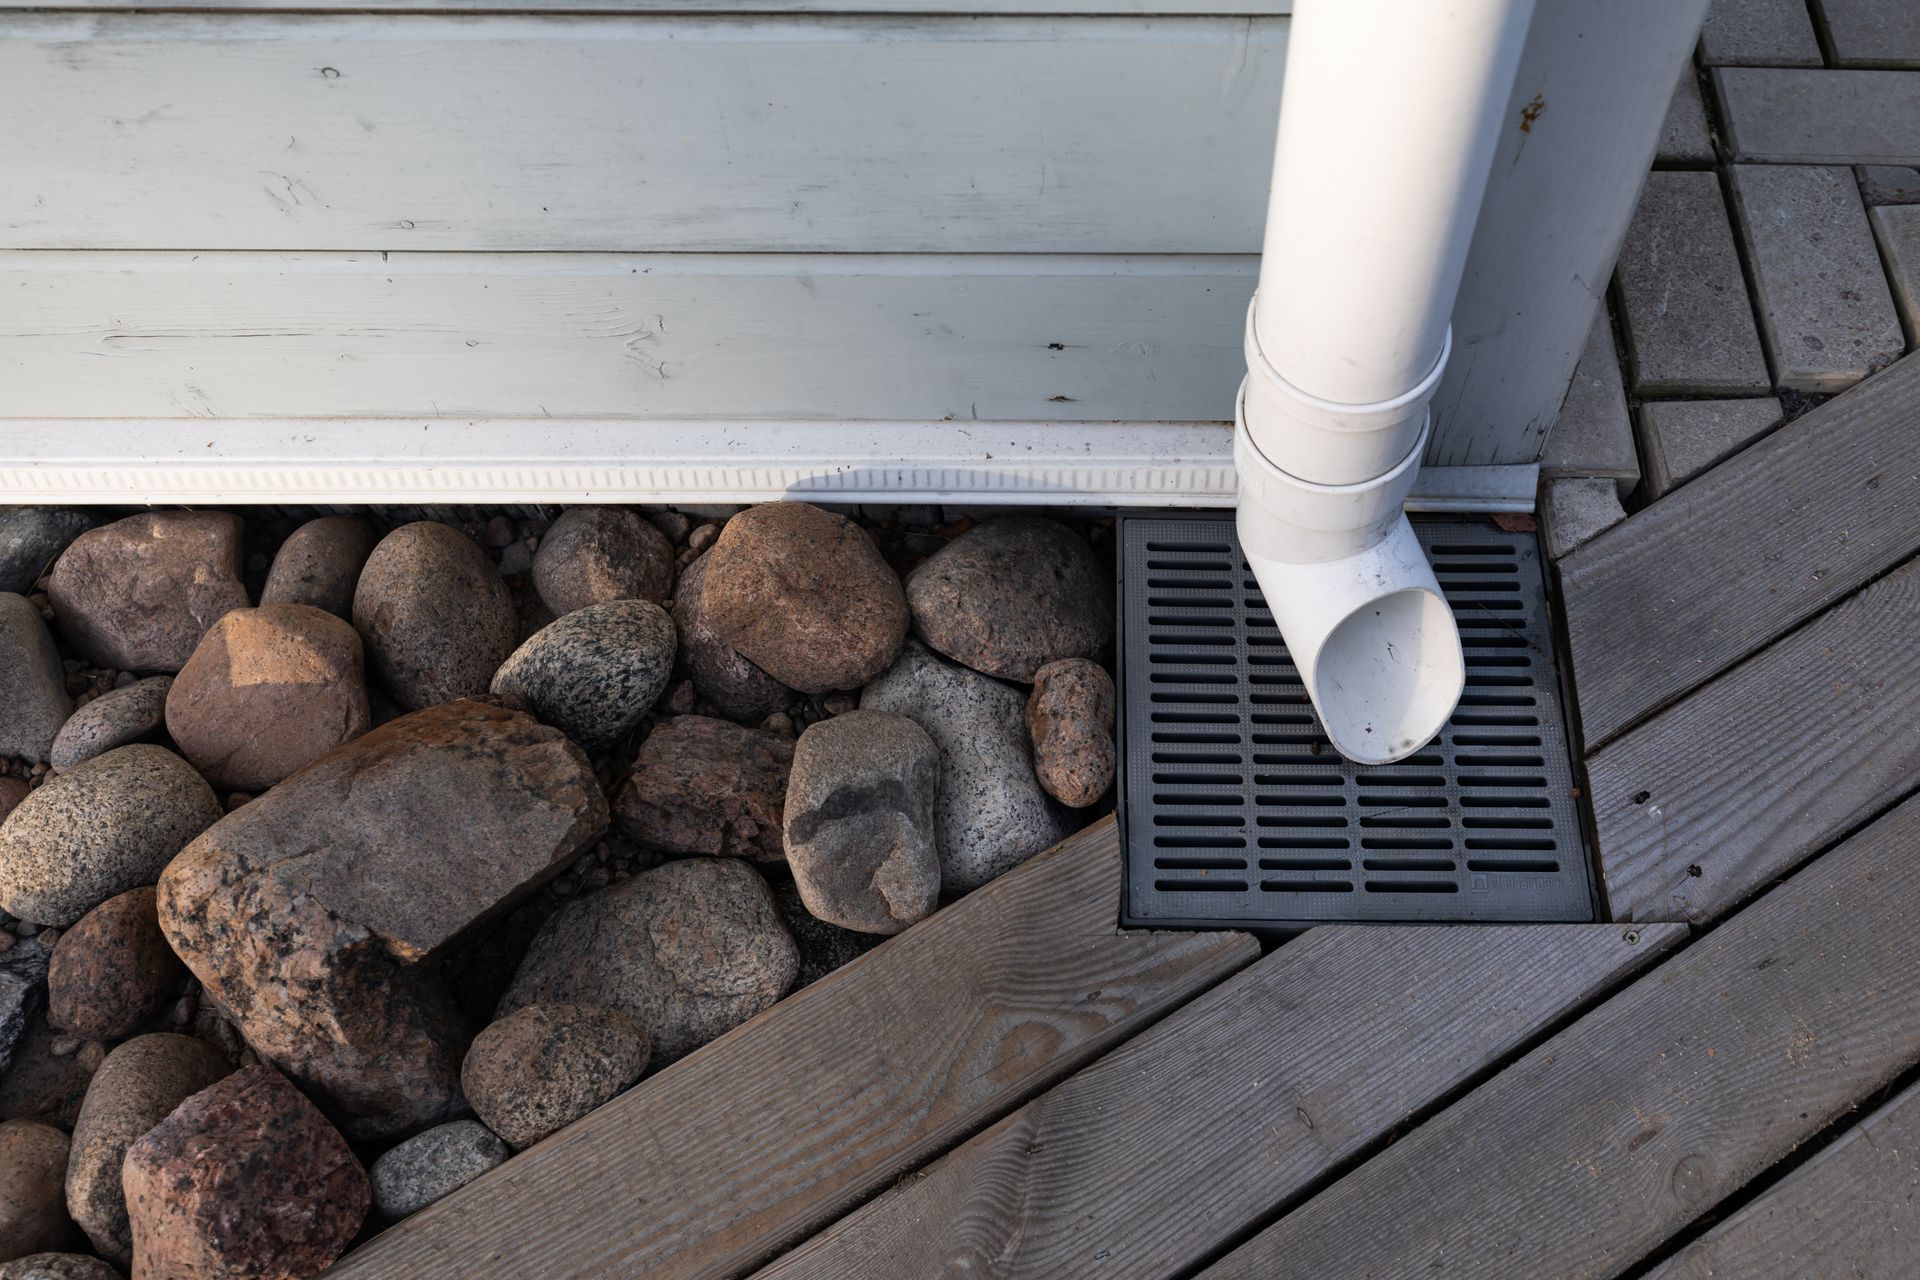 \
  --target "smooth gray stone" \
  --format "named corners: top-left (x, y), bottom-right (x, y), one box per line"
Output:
top-left (1728, 164), bottom-right (1904, 392)
top-left (1636, 399), bottom-right (1784, 499)
top-left (861, 640), bottom-right (1070, 895)
top-left (369, 1119), bottom-right (509, 1220)
top-left (0, 510), bottom-right (97, 595)
top-left (1615, 172), bottom-right (1772, 397)
top-left (0, 594), bottom-right (72, 766)
top-left (1717, 68), bottom-right (1920, 165)
top-left (1699, 0), bottom-right (1824, 67)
